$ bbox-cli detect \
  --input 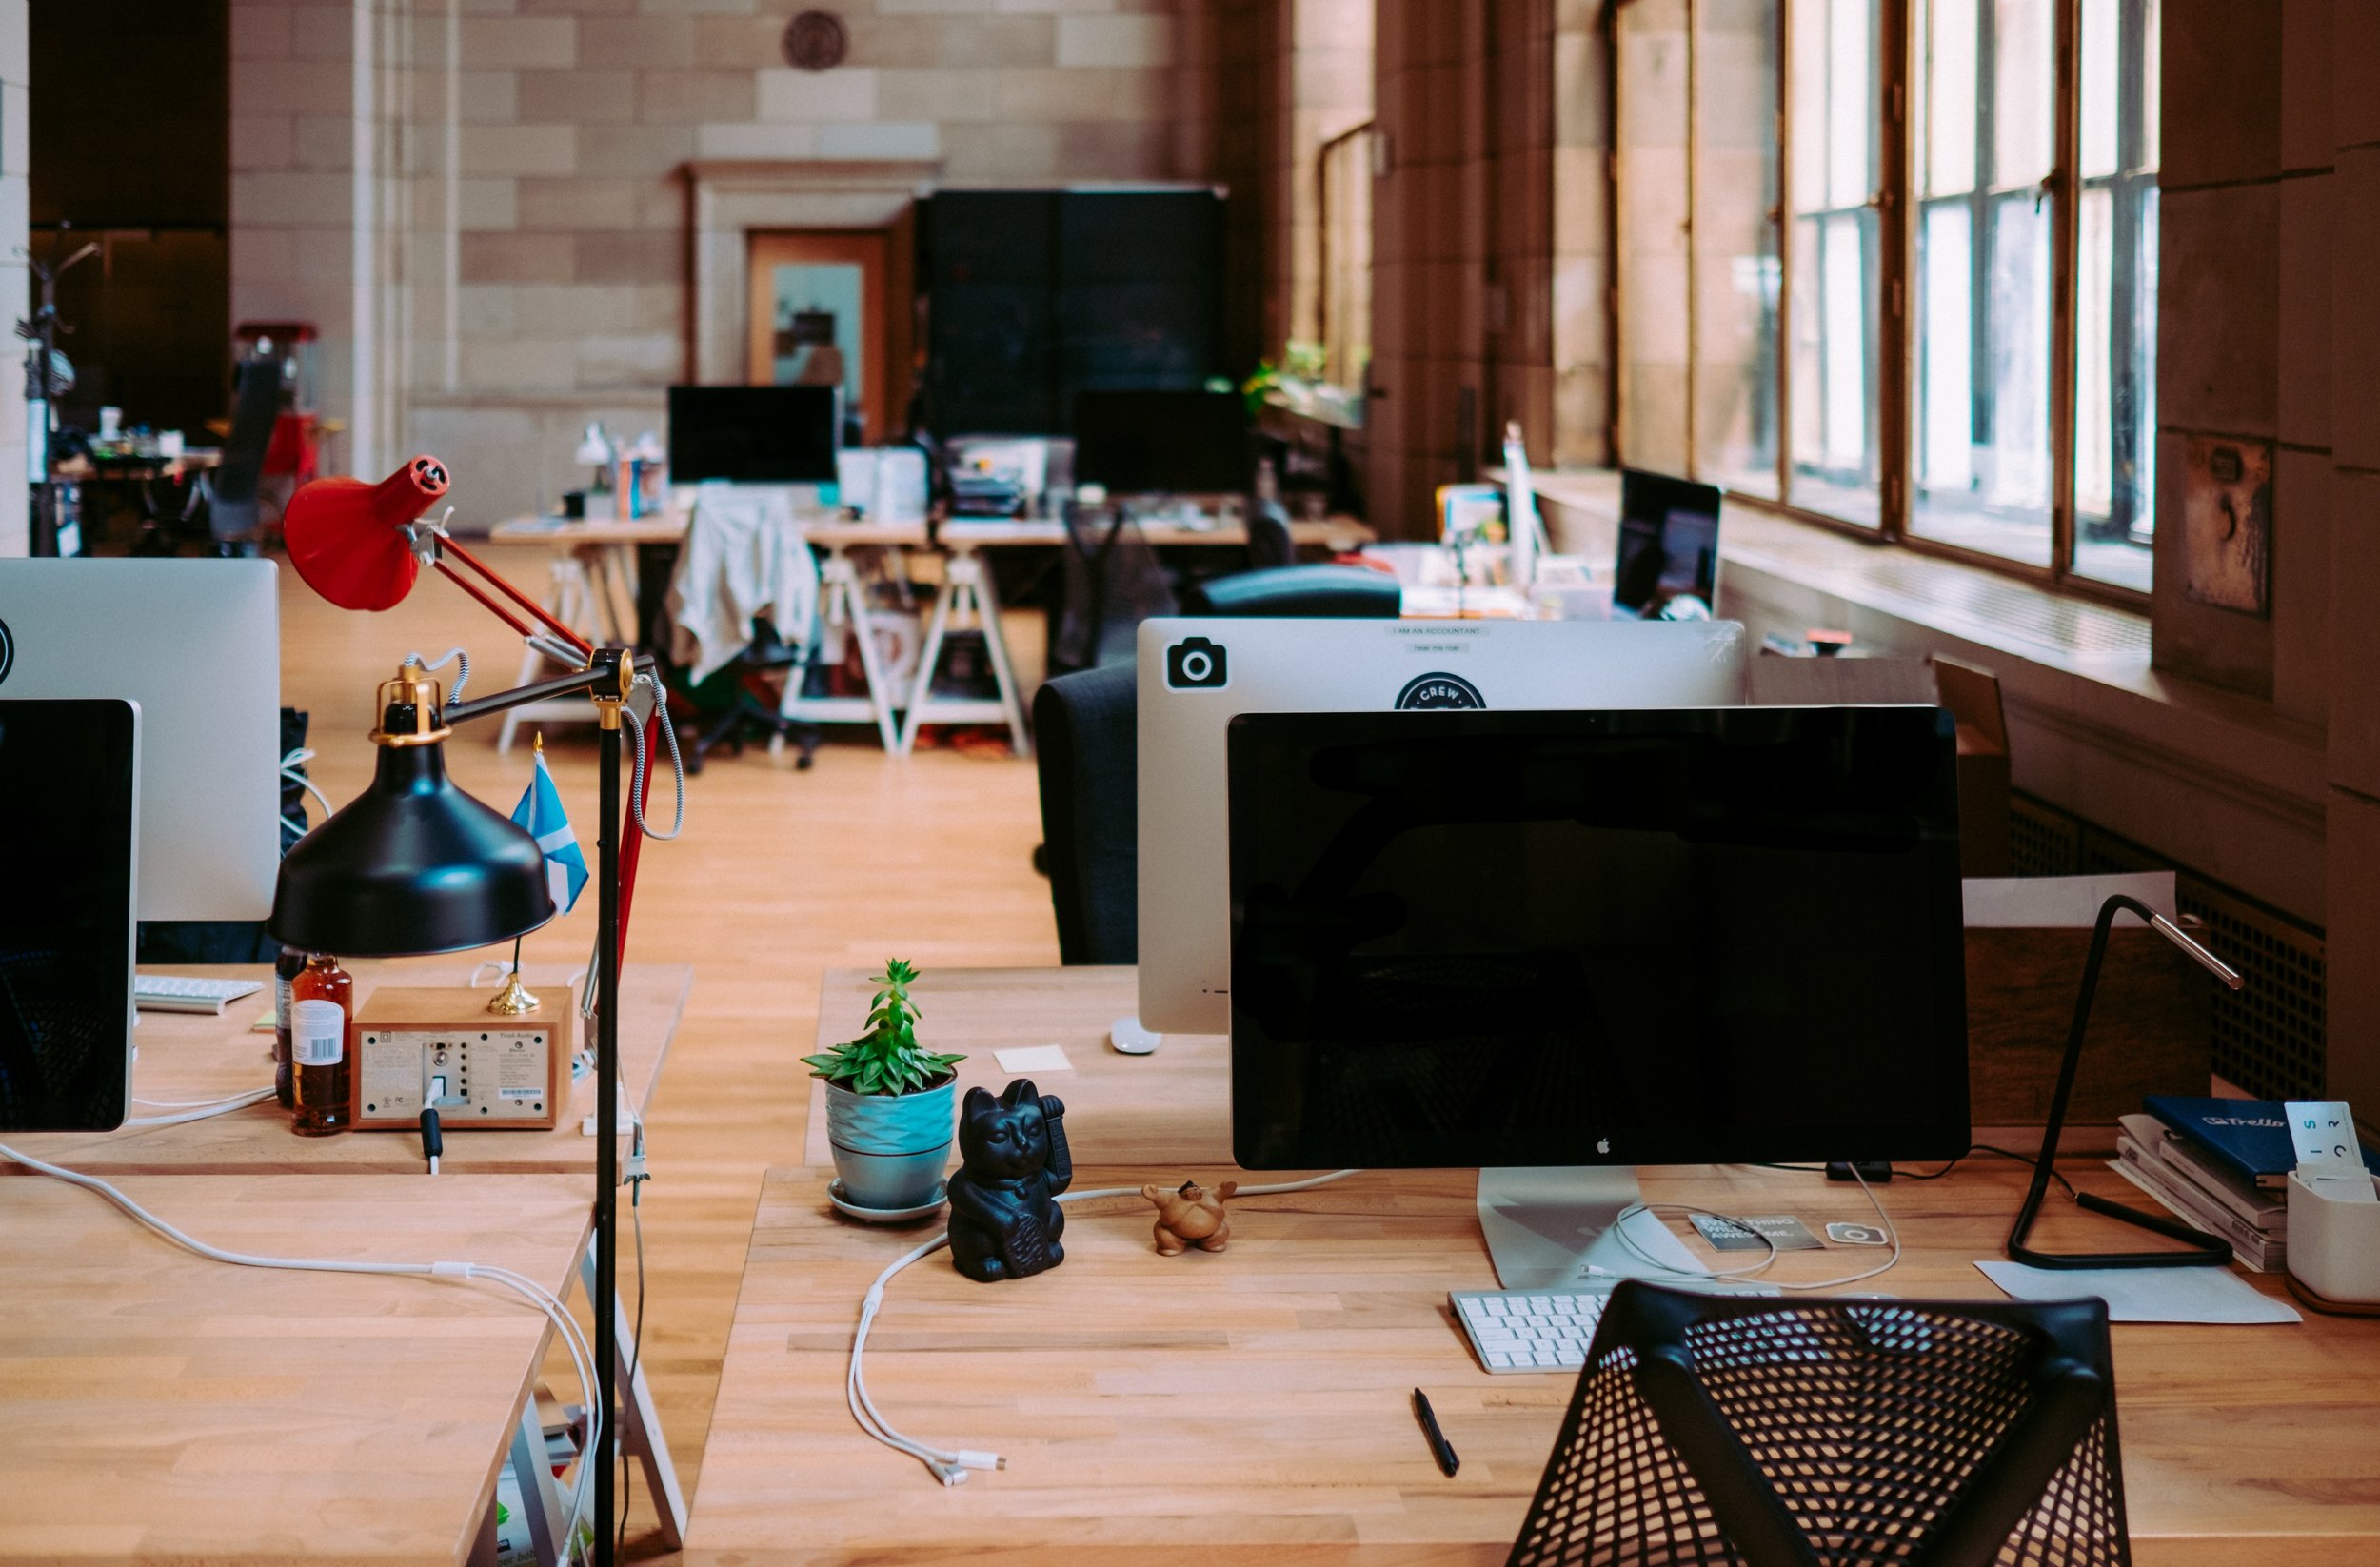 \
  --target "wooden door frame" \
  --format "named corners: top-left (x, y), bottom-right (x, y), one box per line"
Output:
top-left (743, 219), bottom-right (916, 445)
